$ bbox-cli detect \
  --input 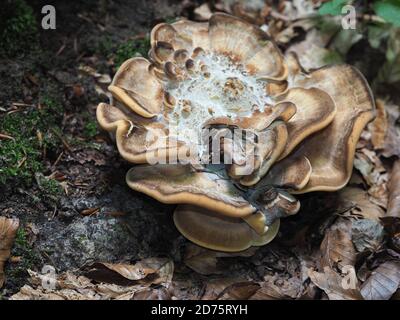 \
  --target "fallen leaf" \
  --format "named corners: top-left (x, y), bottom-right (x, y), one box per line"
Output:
top-left (201, 278), bottom-right (239, 300)
top-left (11, 264), bottom-right (172, 300)
top-left (309, 267), bottom-right (363, 300)
top-left (0, 216), bottom-right (19, 288)
top-left (283, 0), bottom-right (319, 19)
top-left (252, 273), bottom-right (305, 300)
top-left (194, 3), bottom-right (212, 21)
top-left (339, 187), bottom-right (385, 221)
top-left (184, 244), bottom-right (221, 275)
top-left (84, 258), bottom-right (173, 286)
top-left (132, 287), bottom-right (171, 300)
top-left (369, 99), bottom-right (388, 150)
top-left (320, 225), bottom-right (356, 270)
top-left (381, 101), bottom-right (400, 158)
top-left (11, 270), bottom-right (140, 300)
top-left (249, 283), bottom-right (287, 300)
top-left (354, 148), bottom-right (388, 187)
top-left (380, 217), bottom-right (400, 252)
top-left (287, 29), bottom-right (338, 70)
top-left (351, 219), bottom-right (385, 253)
top-left (387, 160), bottom-right (400, 218)
top-left (360, 261), bottom-right (400, 300)
top-left (80, 207), bottom-right (100, 216)
top-left (217, 281), bottom-right (260, 300)
top-left (183, 243), bottom-right (257, 275)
